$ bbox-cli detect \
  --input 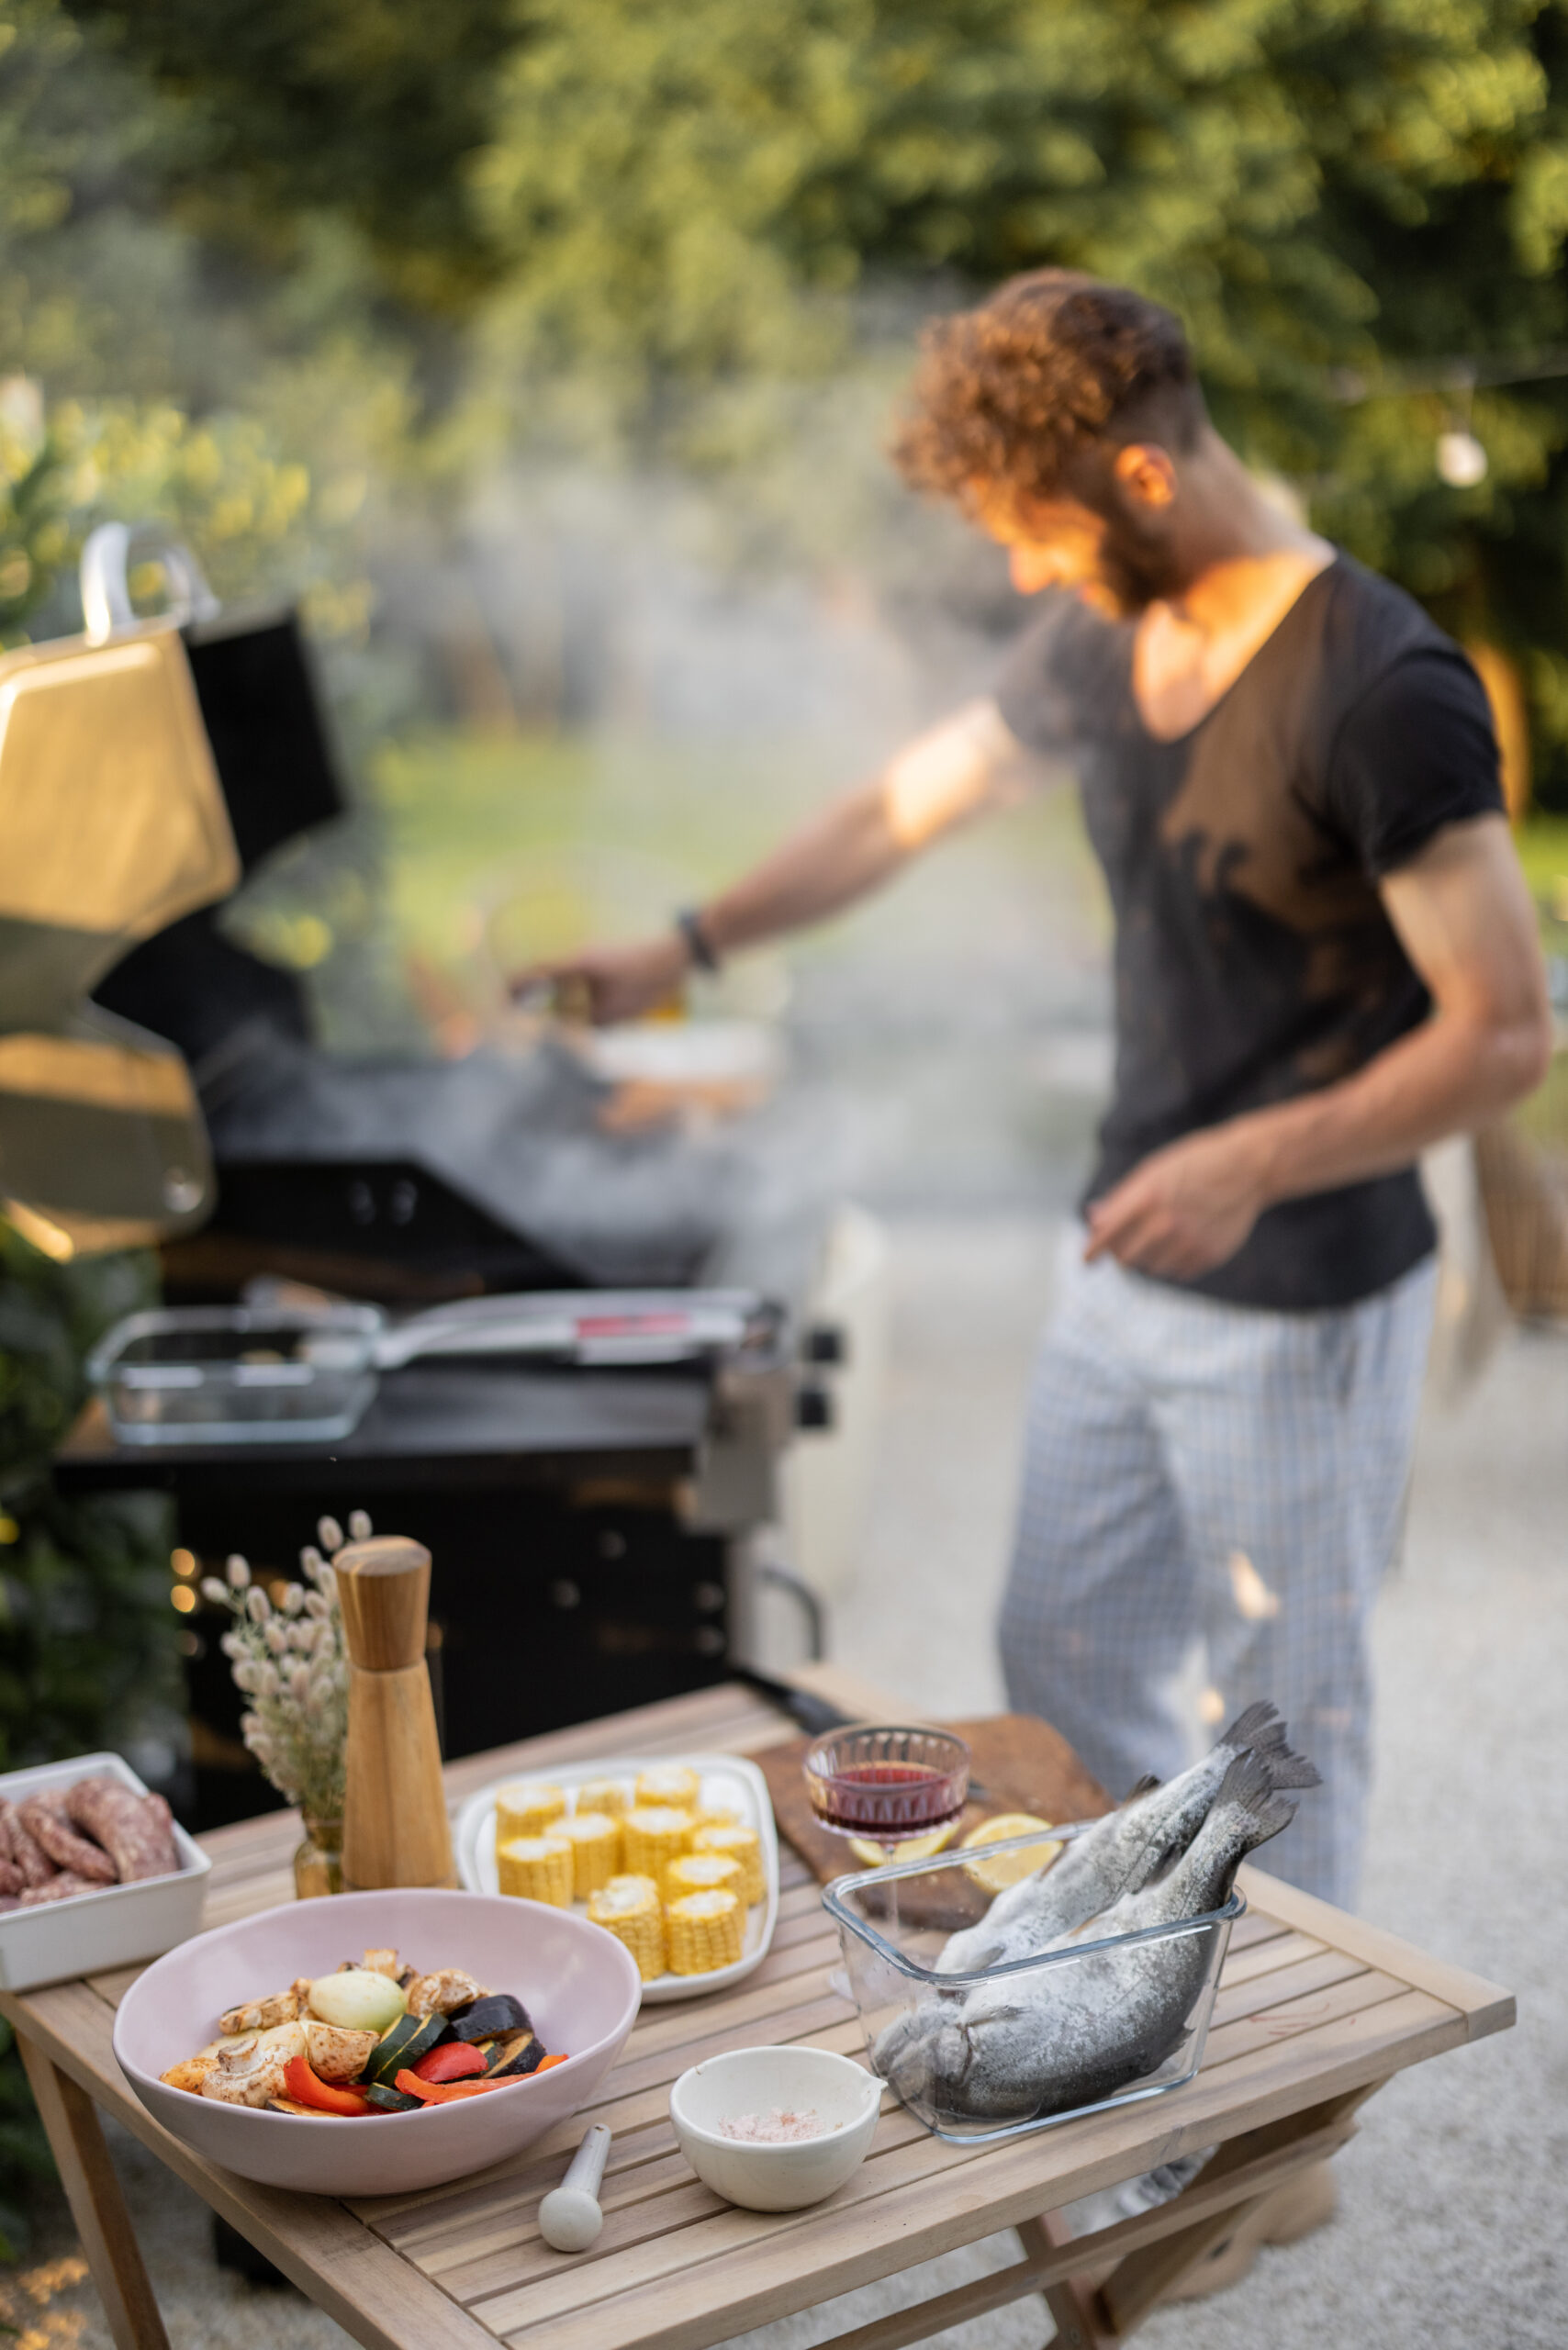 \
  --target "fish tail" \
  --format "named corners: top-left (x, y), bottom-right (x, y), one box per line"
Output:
top-left (1218, 1701), bottom-right (1322, 1791)
top-left (1218, 1699), bottom-right (1283, 1754)
top-left (1215, 1750), bottom-right (1297, 1849)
